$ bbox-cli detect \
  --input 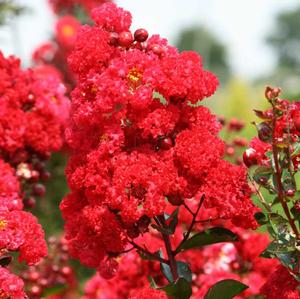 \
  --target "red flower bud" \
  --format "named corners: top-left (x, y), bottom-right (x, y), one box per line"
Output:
top-left (109, 32), bottom-right (119, 46)
top-left (32, 183), bottom-right (46, 197)
top-left (160, 137), bottom-right (173, 150)
top-left (265, 86), bottom-right (281, 100)
top-left (134, 28), bottom-right (148, 42)
top-left (243, 148), bottom-right (258, 168)
top-left (23, 196), bottom-right (36, 209)
top-left (30, 285), bottom-right (42, 297)
top-left (118, 31), bottom-right (133, 47)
